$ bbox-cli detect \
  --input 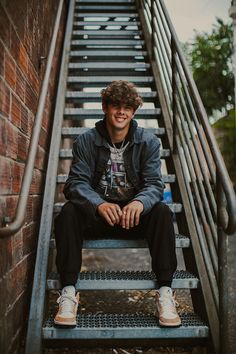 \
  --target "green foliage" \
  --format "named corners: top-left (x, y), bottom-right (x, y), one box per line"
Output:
top-left (186, 18), bottom-right (234, 116)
